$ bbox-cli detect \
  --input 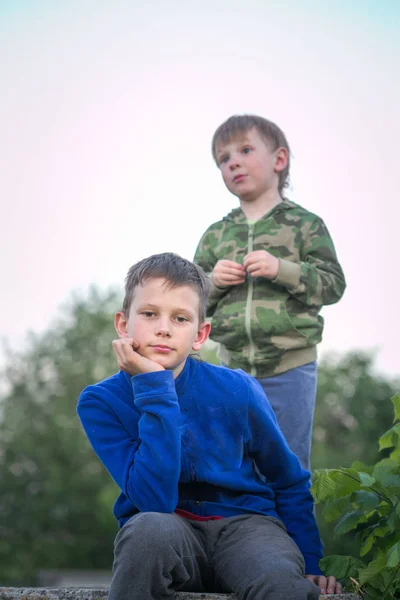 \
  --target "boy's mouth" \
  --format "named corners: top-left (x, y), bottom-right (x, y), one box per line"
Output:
top-left (233, 174), bottom-right (247, 183)
top-left (151, 344), bottom-right (173, 353)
